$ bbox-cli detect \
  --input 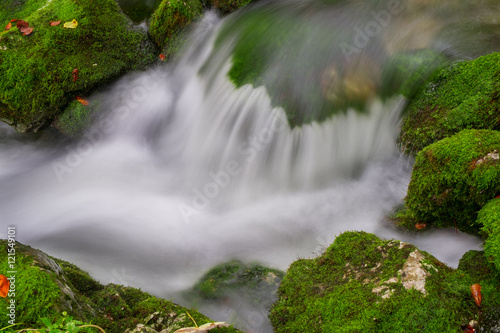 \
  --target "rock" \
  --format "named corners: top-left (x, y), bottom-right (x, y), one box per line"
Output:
top-left (209, 0), bottom-right (253, 15)
top-left (0, 0), bottom-right (156, 132)
top-left (270, 231), bottom-right (494, 332)
top-left (400, 129), bottom-right (500, 231)
top-left (148, 0), bottom-right (203, 53)
top-left (477, 198), bottom-right (500, 272)
top-left (0, 240), bottom-right (242, 333)
top-left (398, 53), bottom-right (500, 156)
